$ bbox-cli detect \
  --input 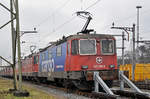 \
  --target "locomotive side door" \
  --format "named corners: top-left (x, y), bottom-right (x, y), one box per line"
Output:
top-left (66, 39), bottom-right (79, 71)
